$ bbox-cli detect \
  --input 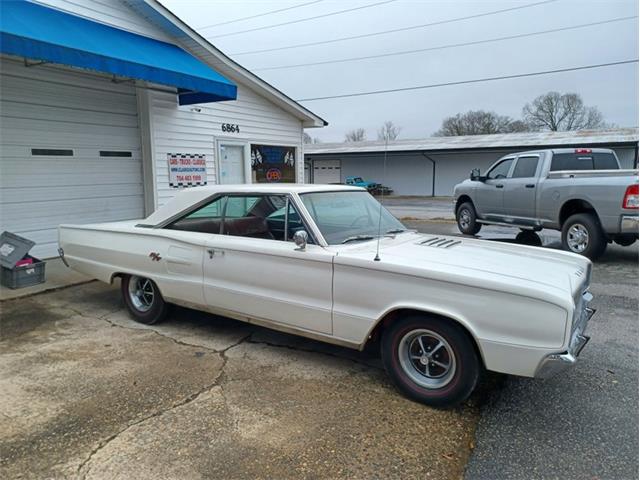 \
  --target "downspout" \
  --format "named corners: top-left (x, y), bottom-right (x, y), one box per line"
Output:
top-left (421, 153), bottom-right (437, 197)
